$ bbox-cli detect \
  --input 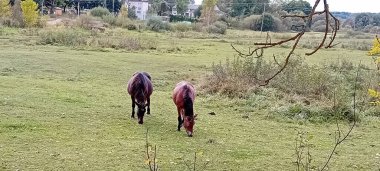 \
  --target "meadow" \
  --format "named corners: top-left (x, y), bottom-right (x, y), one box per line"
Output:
top-left (0, 27), bottom-right (379, 170)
